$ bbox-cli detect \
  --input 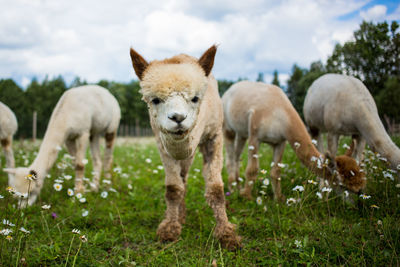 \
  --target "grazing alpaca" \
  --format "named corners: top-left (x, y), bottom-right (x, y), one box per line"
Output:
top-left (129, 45), bottom-right (241, 250)
top-left (4, 85), bottom-right (121, 205)
top-left (303, 73), bottom-right (400, 172)
top-left (222, 81), bottom-right (365, 200)
top-left (0, 101), bottom-right (18, 183)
